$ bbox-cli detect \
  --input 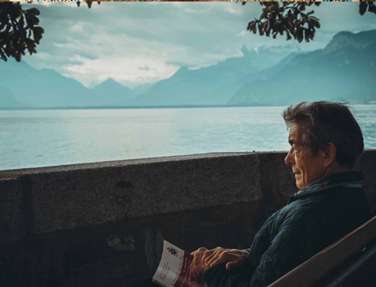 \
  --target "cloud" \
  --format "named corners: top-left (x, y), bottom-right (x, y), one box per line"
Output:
top-left (69, 22), bottom-right (85, 33)
top-left (63, 55), bottom-right (178, 87)
top-left (224, 6), bottom-right (244, 15)
top-left (23, 2), bottom-right (376, 87)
